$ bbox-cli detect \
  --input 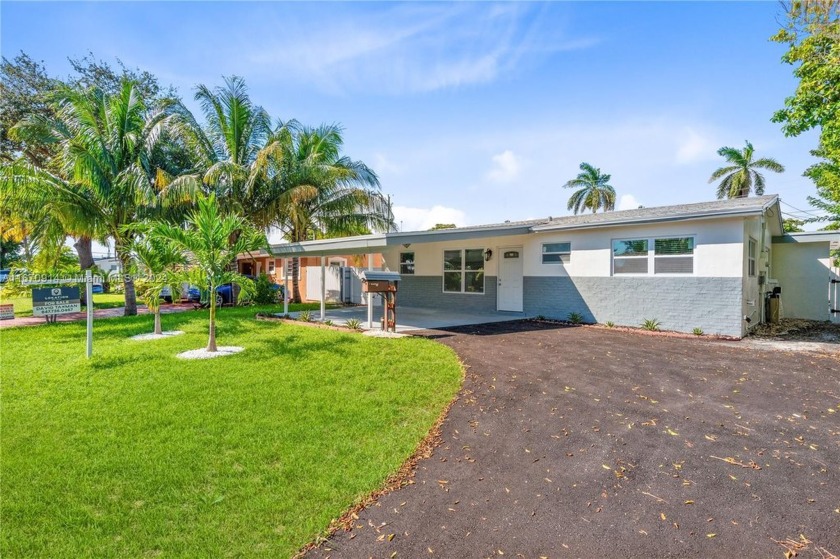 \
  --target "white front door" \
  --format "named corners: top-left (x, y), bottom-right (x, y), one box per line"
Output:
top-left (497, 246), bottom-right (524, 312)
